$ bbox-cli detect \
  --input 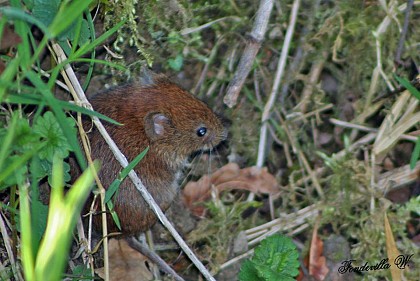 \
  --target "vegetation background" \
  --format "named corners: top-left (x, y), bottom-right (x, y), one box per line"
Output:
top-left (0, 0), bottom-right (419, 280)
